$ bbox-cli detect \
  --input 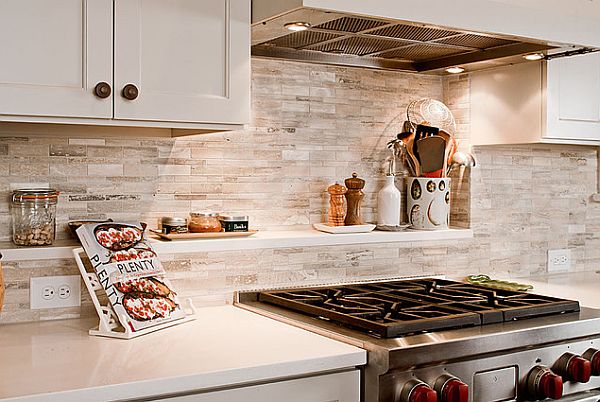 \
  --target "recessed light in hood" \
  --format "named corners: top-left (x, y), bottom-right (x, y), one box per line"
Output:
top-left (446, 67), bottom-right (465, 74)
top-left (523, 53), bottom-right (545, 61)
top-left (284, 22), bottom-right (311, 32)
